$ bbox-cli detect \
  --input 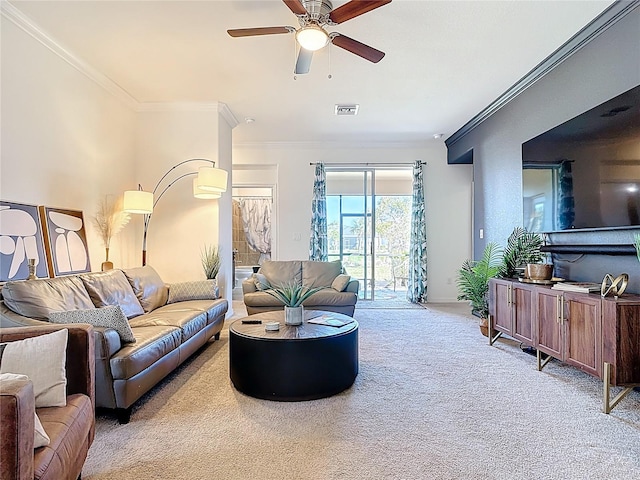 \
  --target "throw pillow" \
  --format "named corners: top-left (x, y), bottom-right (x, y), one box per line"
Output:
top-left (49, 305), bottom-right (136, 343)
top-left (252, 273), bottom-right (271, 291)
top-left (80, 270), bottom-right (145, 319)
top-left (0, 329), bottom-right (68, 408)
top-left (331, 274), bottom-right (351, 292)
top-left (0, 373), bottom-right (50, 448)
top-left (122, 266), bottom-right (169, 313)
top-left (168, 280), bottom-right (218, 303)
